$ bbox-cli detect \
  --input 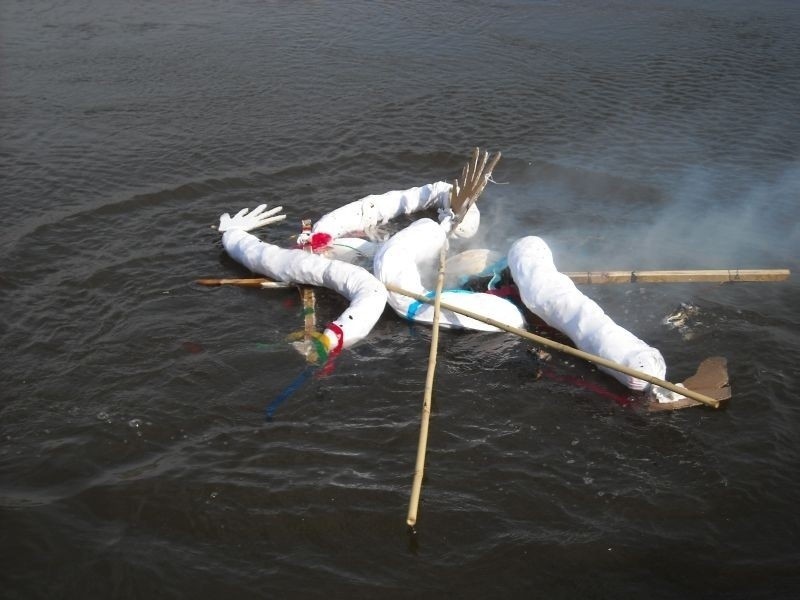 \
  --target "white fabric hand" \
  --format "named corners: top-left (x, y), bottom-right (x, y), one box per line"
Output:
top-left (218, 204), bottom-right (286, 233)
